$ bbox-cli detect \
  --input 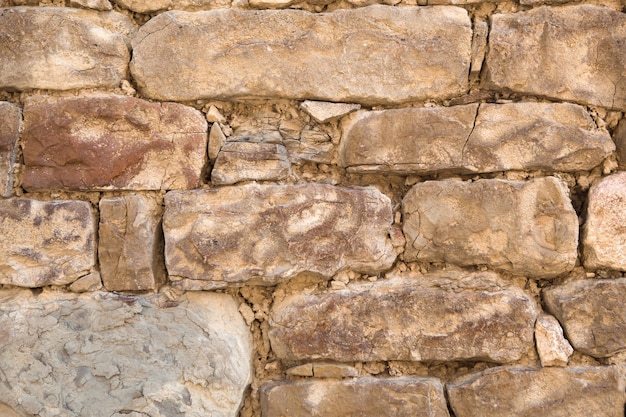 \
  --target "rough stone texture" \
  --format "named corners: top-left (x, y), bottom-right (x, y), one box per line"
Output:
top-left (0, 199), bottom-right (95, 287)
top-left (402, 177), bottom-right (578, 278)
top-left (0, 7), bottom-right (133, 91)
top-left (269, 272), bottom-right (537, 362)
top-left (262, 378), bottom-right (449, 417)
top-left (99, 195), bottom-right (165, 291)
top-left (470, 18), bottom-right (488, 80)
top-left (131, 6), bottom-right (471, 104)
top-left (22, 94), bottom-right (207, 191)
top-left (0, 102), bottom-right (20, 197)
top-left (582, 173), bottom-right (626, 270)
top-left (70, 0), bottom-right (113, 10)
top-left (340, 103), bottom-right (613, 174)
top-left (615, 118), bottom-right (626, 169)
top-left (544, 279), bottom-right (626, 358)
top-left (69, 271), bottom-right (103, 293)
top-left (112, 0), bottom-right (229, 12)
top-left (447, 366), bottom-right (624, 417)
top-left (209, 123), bottom-right (226, 163)
top-left (485, 5), bottom-right (626, 110)
top-left (0, 290), bottom-right (252, 417)
top-left (211, 142), bottom-right (291, 185)
top-left (164, 183), bottom-right (395, 288)
top-left (301, 101), bottom-right (361, 123)
top-left (535, 314), bottom-right (573, 367)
